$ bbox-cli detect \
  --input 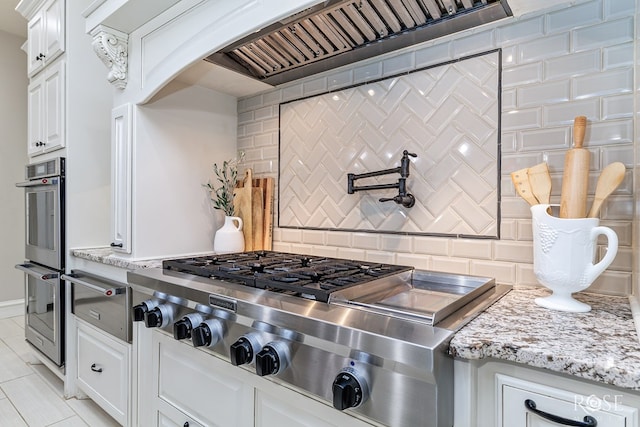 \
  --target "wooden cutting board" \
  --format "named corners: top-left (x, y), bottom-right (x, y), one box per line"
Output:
top-left (234, 169), bottom-right (273, 251)
top-left (233, 169), bottom-right (254, 251)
